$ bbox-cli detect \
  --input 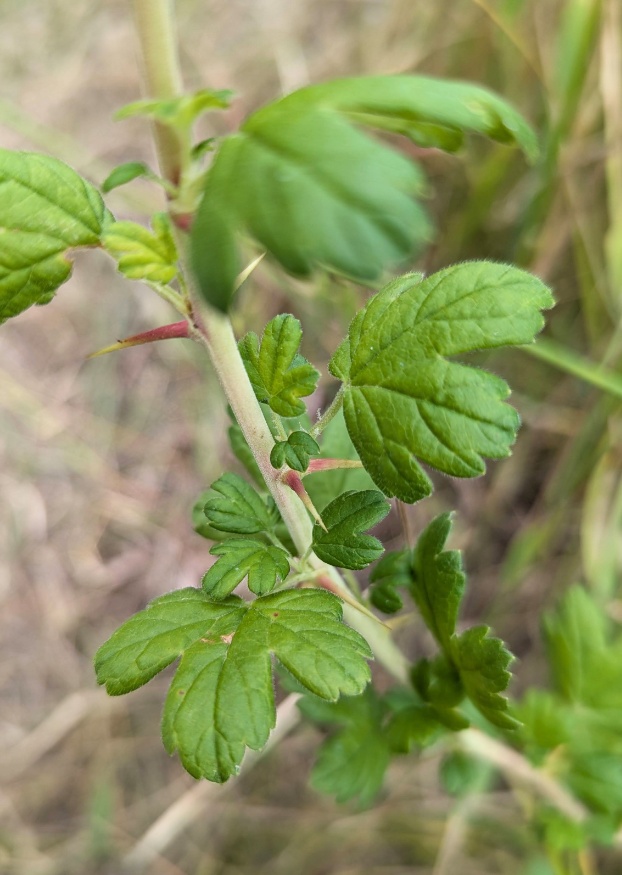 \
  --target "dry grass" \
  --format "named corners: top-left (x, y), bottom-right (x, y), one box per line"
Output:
top-left (1, 1), bottom-right (621, 873)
